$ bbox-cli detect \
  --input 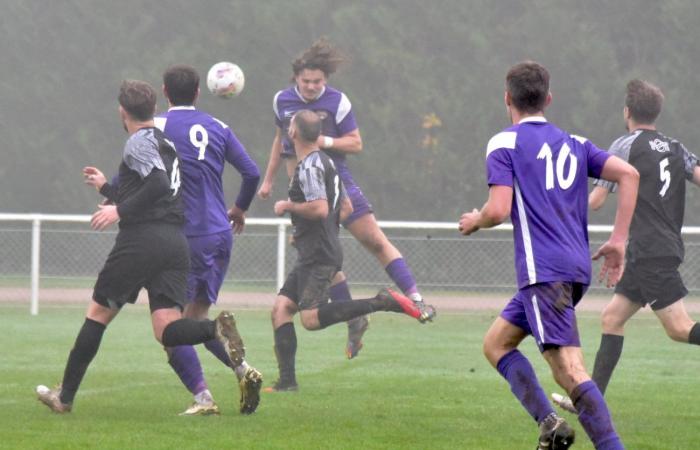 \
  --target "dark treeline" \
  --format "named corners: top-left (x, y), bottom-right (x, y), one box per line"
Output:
top-left (4, 0), bottom-right (700, 223)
